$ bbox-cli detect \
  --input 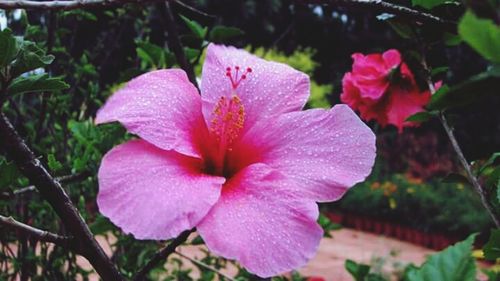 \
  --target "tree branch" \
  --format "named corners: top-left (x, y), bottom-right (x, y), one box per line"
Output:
top-left (163, 0), bottom-right (199, 90)
top-left (0, 112), bottom-right (124, 281)
top-left (133, 229), bottom-right (194, 281)
top-left (0, 214), bottom-right (71, 247)
top-left (302, 0), bottom-right (456, 30)
top-left (0, 0), bottom-right (167, 10)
